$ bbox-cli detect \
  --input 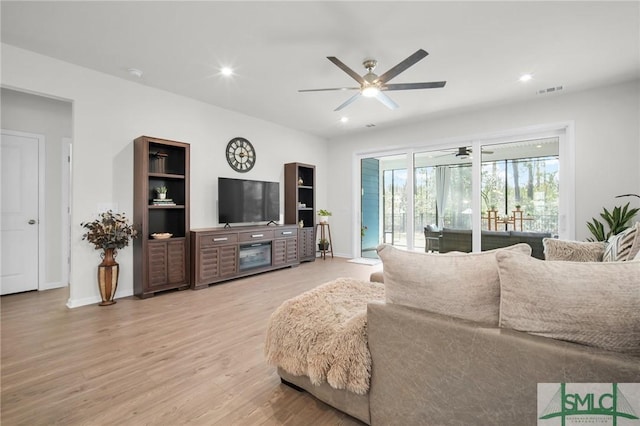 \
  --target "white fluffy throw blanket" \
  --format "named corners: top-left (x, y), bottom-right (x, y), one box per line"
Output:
top-left (264, 277), bottom-right (385, 395)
